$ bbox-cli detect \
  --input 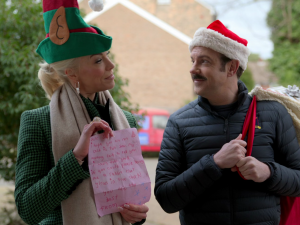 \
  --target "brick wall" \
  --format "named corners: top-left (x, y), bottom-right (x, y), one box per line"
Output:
top-left (86, 4), bottom-right (196, 112)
